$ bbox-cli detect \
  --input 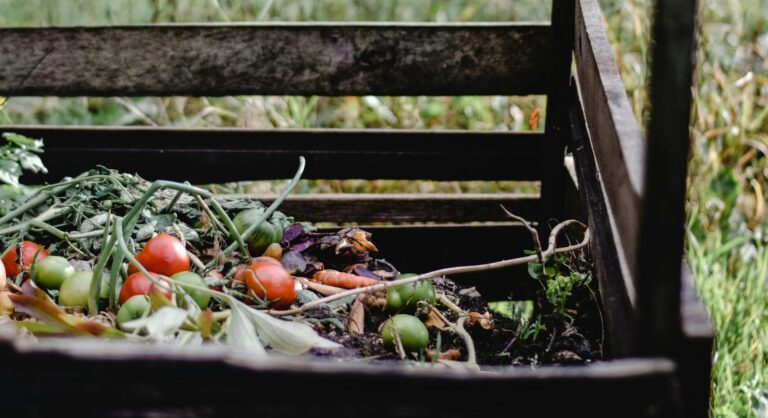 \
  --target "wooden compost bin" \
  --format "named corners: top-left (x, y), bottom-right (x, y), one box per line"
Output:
top-left (0, 0), bottom-right (712, 416)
